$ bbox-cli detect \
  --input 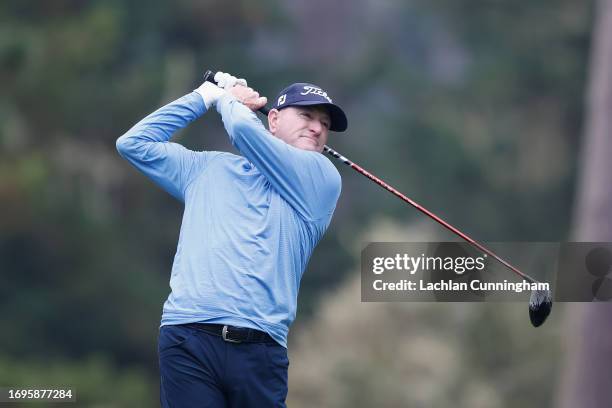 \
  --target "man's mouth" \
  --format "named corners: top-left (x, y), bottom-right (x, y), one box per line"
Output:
top-left (300, 135), bottom-right (318, 144)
